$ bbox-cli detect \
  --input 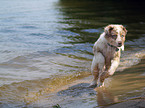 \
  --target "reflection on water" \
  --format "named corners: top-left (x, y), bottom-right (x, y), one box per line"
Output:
top-left (96, 88), bottom-right (118, 106)
top-left (50, 58), bottom-right (145, 108)
top-left (96, 57), bottom-right (145, 107)
top-left (0, 0), bottom-right (145, 107)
